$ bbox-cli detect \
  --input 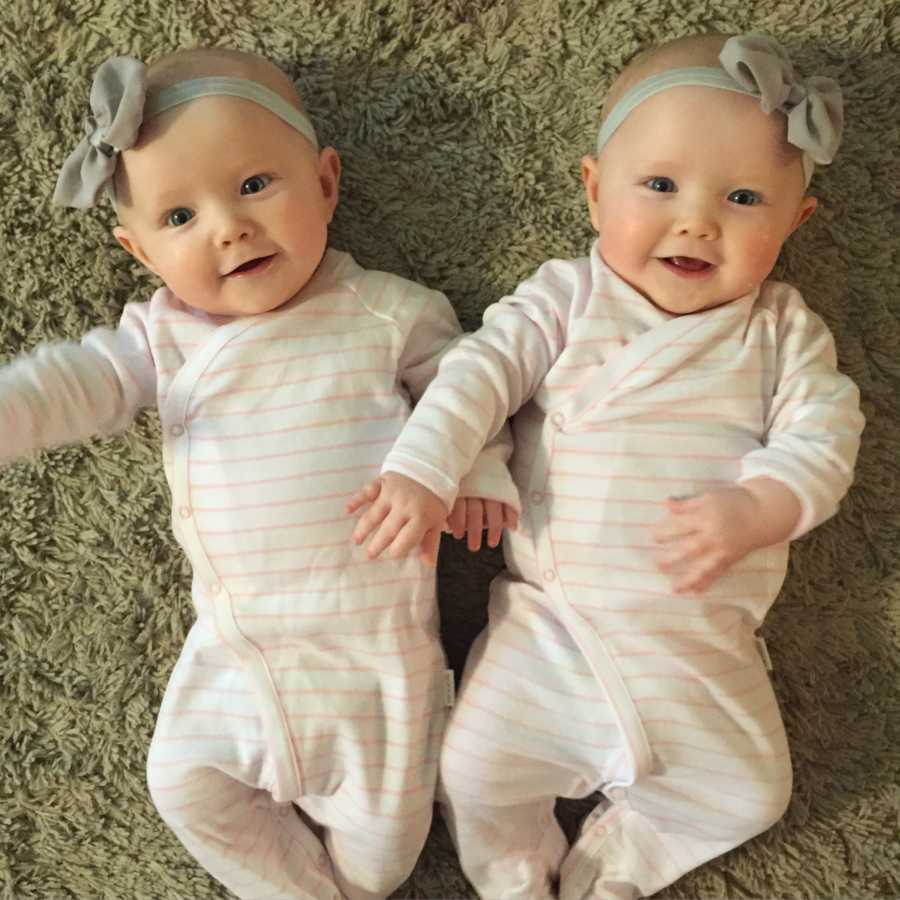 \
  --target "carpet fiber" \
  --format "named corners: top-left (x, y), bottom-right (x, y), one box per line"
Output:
top-left (1, 2), bottom-right (898, 898)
